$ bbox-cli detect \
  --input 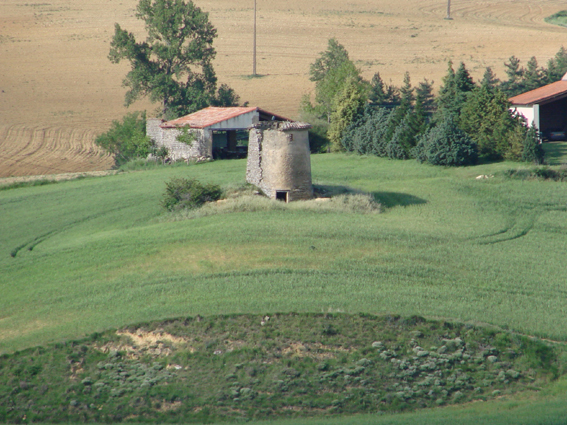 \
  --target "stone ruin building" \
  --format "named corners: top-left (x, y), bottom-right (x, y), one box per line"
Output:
top-left (146, 107), bottom-right (288, 161)
top-left (147, 106), bottom-right (313, 202)
top-left (246, 121), bottom-right (313, 202)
